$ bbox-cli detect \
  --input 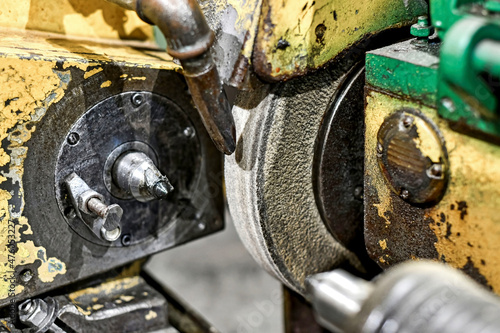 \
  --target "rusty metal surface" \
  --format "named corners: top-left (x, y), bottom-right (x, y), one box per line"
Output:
top-left (252, 0), bottom-right (427, 82)
top-left (364, 89), bottom-right (500, 292)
